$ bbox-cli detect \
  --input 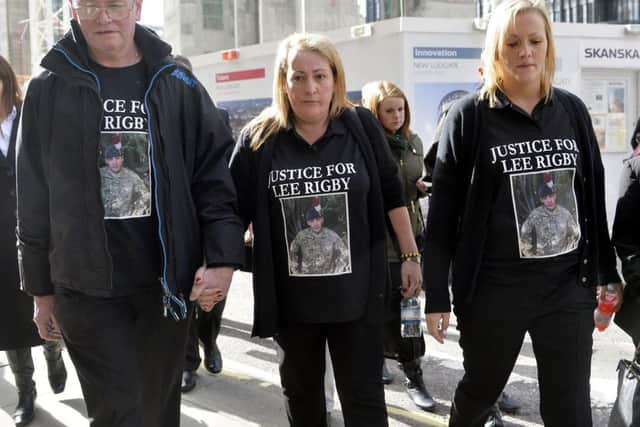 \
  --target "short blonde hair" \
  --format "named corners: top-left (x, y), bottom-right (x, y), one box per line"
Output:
top-left (245, 33), bottom-right (352, 150)
top-left (361, 80), bottom-right (411, 139)
top-left (479, 0), bottom-right (556, 107)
